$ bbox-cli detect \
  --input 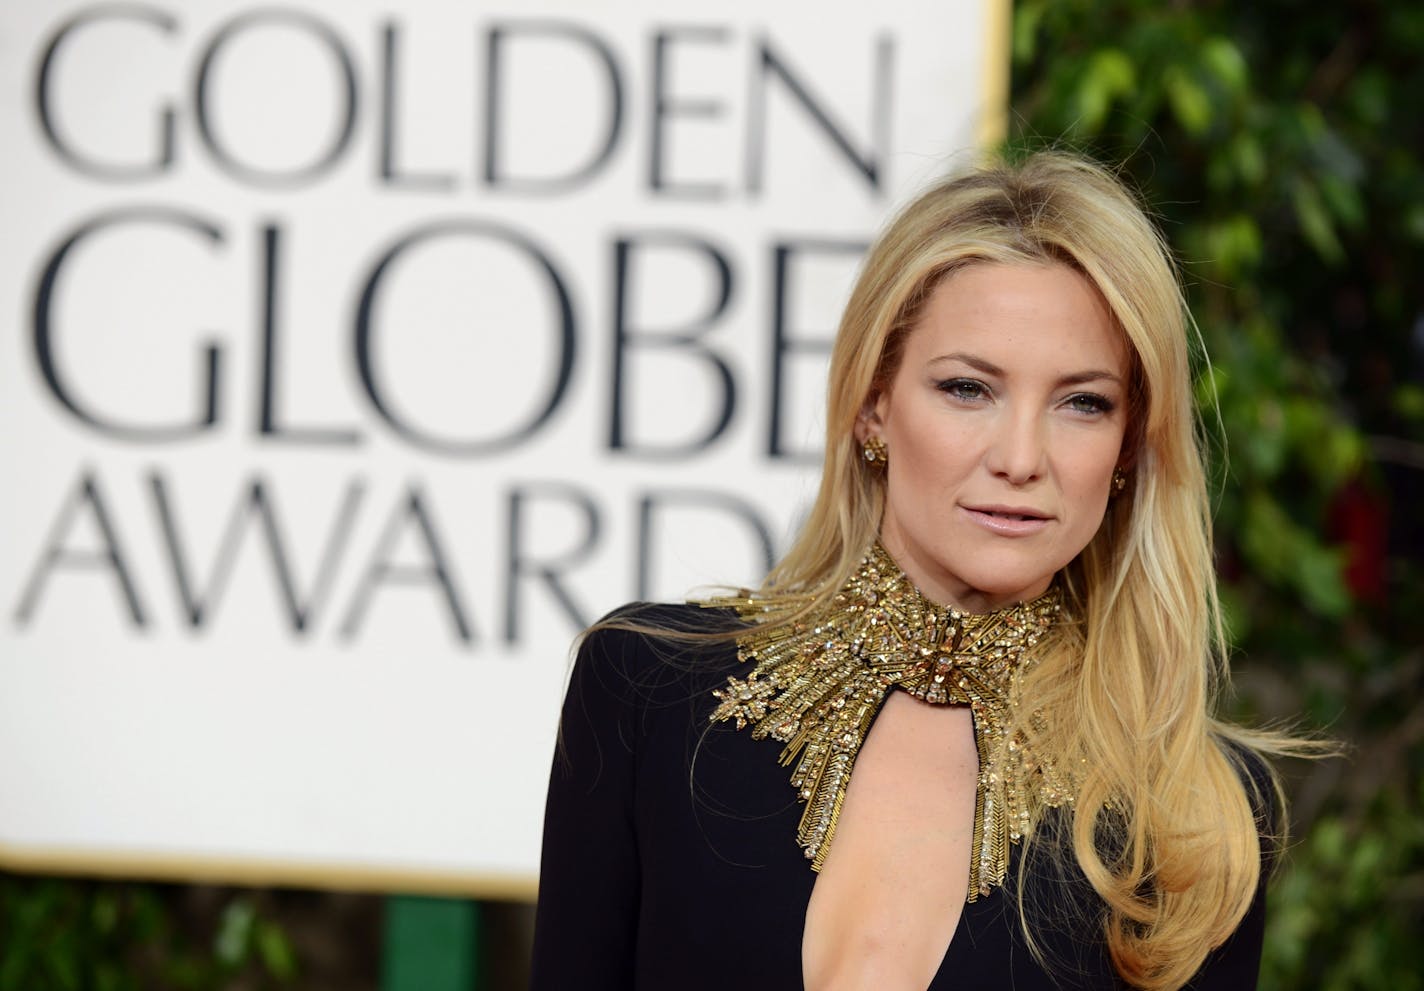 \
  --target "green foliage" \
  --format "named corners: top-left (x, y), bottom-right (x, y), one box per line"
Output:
top-left (0, 875), bottom-right (297, 991)
top-left (1011, 0), bottom-right (1424, 985)
top-left (1263, 790), bottom-right (1424, 991)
